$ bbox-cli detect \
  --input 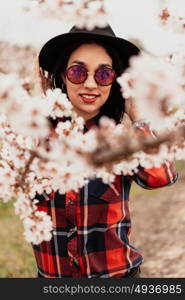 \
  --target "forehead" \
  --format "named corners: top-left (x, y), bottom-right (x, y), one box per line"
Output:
top-left (67, 43), bottom-right (112, 66)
